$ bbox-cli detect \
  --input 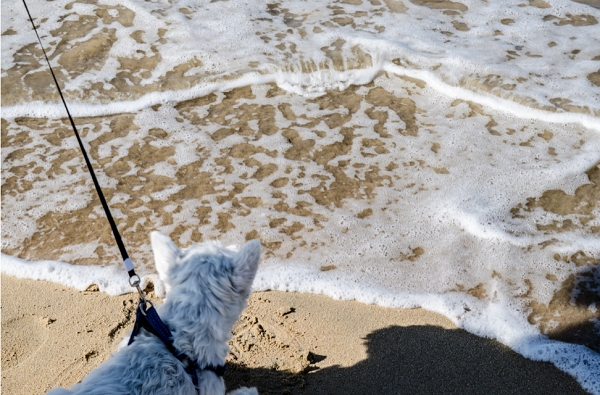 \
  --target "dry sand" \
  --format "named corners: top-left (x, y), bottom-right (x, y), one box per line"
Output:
top-left (1, 274), bottom-right (590, 395)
